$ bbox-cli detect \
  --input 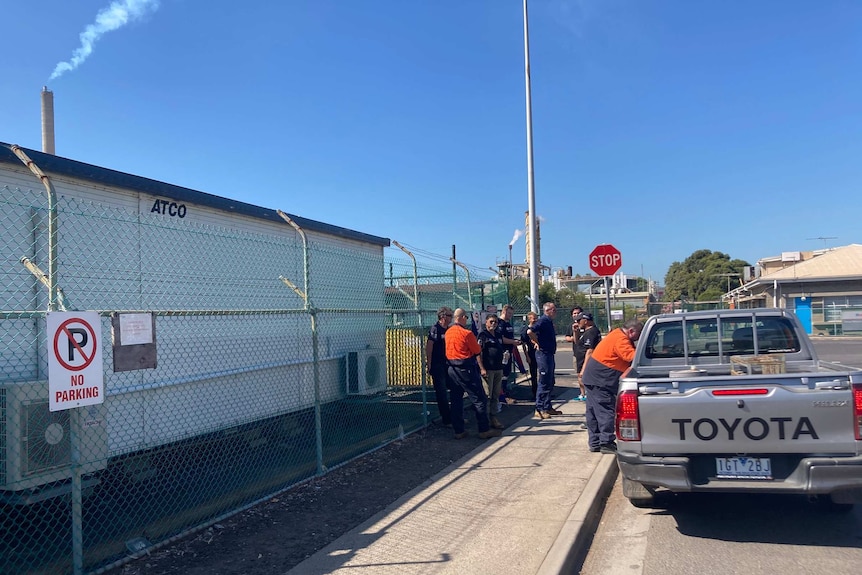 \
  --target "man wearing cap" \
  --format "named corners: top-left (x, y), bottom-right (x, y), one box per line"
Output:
top-left (575, 312), bottom-right (602, 401)
top-left (564, 306), bottom-right (584, 397)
